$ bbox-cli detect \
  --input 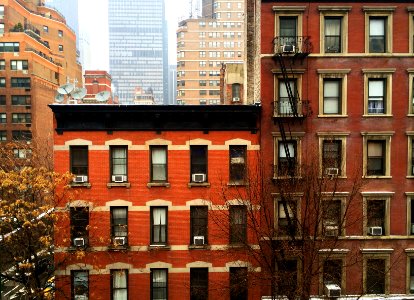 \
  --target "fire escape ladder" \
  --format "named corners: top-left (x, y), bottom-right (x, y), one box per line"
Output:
top-left (276, 53), bottom-right (299, 118)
